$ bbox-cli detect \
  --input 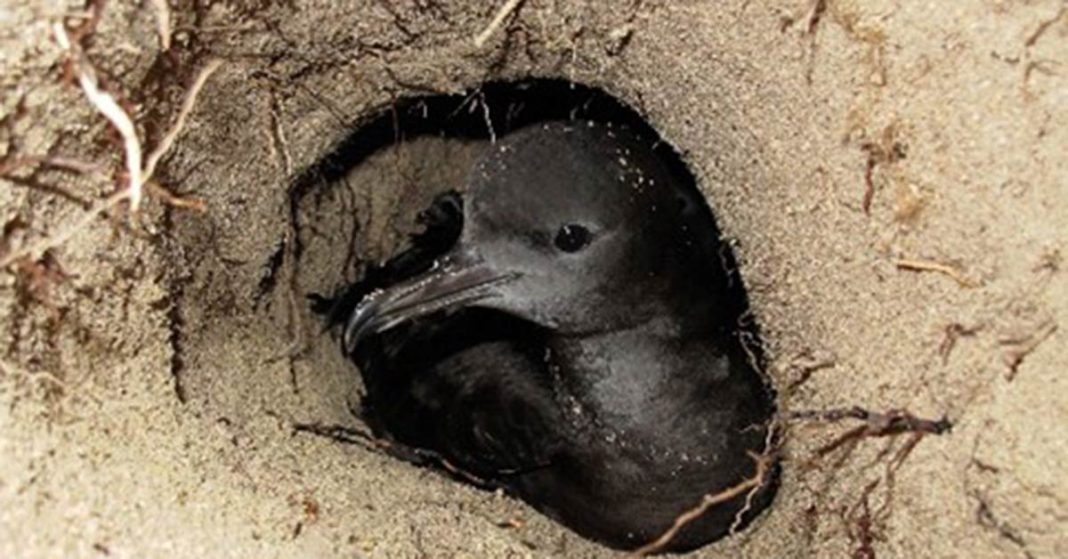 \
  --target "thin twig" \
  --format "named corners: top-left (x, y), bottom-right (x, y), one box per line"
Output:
top-left (786, 406), bottom-right (951, 473)
top-left (266, 89), bottom-right (294, 175)
top-left (145, 180), bottom-right (206, 212)
top-left (728, 420), bottom-right (779, 535)
top-left (54, 22), bottom-right (145, 211)
top-left (149, 0), bottom-right (172, 51)
top-left (1025, 6), bottom-right (1066, 47)
top-left (143, 59), bottom-right (222, 180)
top-left (939, 322), bottom-right (979, 365)
top-left (861, 151), bottom-right (876, 214)
top-left (805, 0), bottom-right (828, 35)
top-left (1000, 319), bottom-right (1057, 379)
top-left (628, 451), bottom-right (773, 557)
top-left (1, 25), bottom-right (220, 270)
top-left (292, 421), bottom-right (379, 449)
top-left (895, 258), bottom-right (980, 288)
top-left (473, 0), bottom-right (524, 48)
top-left (785, 406), bottom-right (952, 438)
